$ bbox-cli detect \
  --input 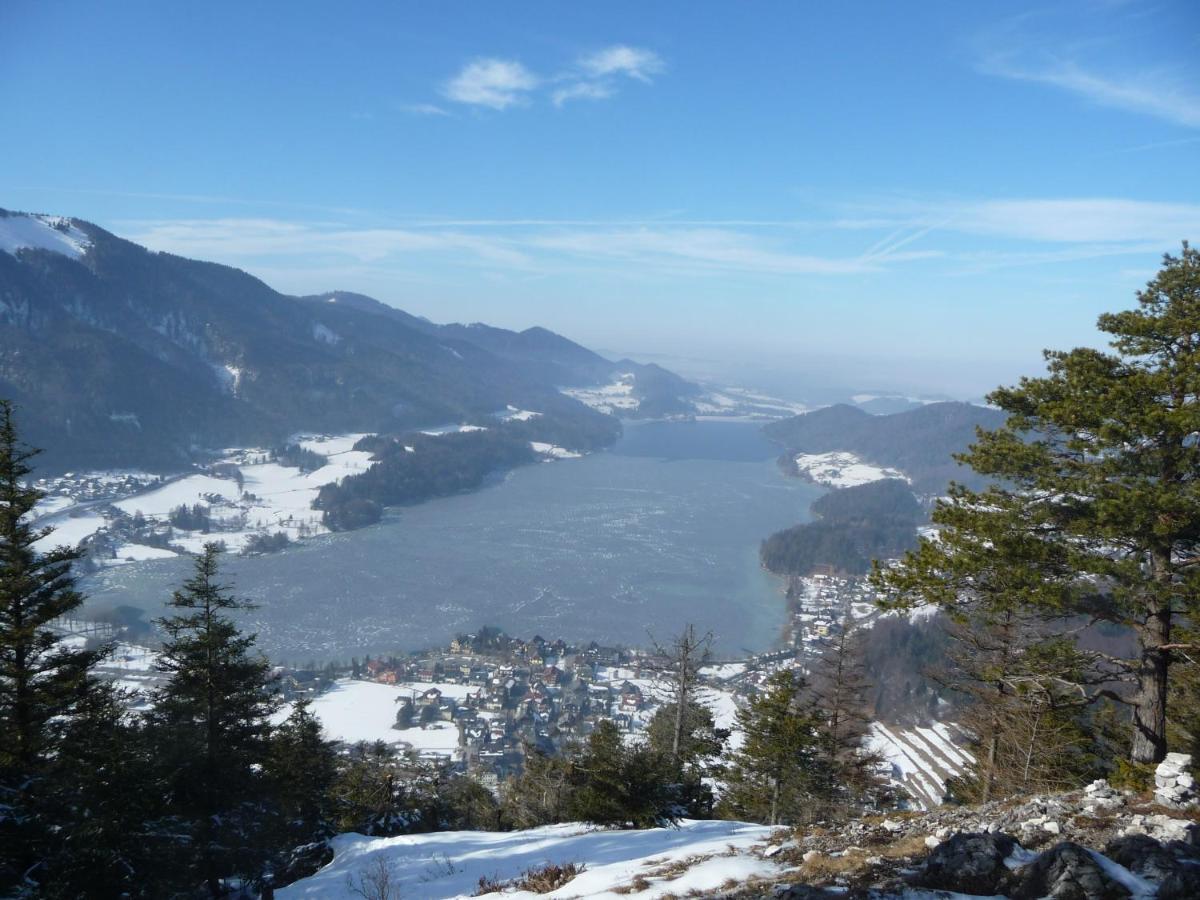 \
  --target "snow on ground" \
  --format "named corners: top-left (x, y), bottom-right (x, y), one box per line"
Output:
top-left (279, 819), bottom-right (783, 899)
top-left (0, 212), bottom-right (91, 259)
top-left (866, 722), bottom-right (974, 809)
top-left (289, 679), bottom-right (482, 751)
top-left (32, 511), bottom-right (107, 553)
top-left (693, 387), bottom-right (808, 418)
top-left (531, 441), bottom-right (583, 460)
top-left (106, 543), bottom-right (179, 563)
top-left (104, 642), bottom-right (159, 672)
top-left (113, 474), bottom-right (243, 517)
top-left (421, 424), bottom-right (489, 436)
top-left (499, 406), bottom-right (542, 422)
top-left (792, 451), bottom-right (909, 488)
top-left (48, 432), bottom-right (377, 562)
top-left (700, 662), bottom-right (746, 681)
top-left (562, 375), bottom-right (640, 415)
top-left (33, 495), bottom-right (76, 517)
